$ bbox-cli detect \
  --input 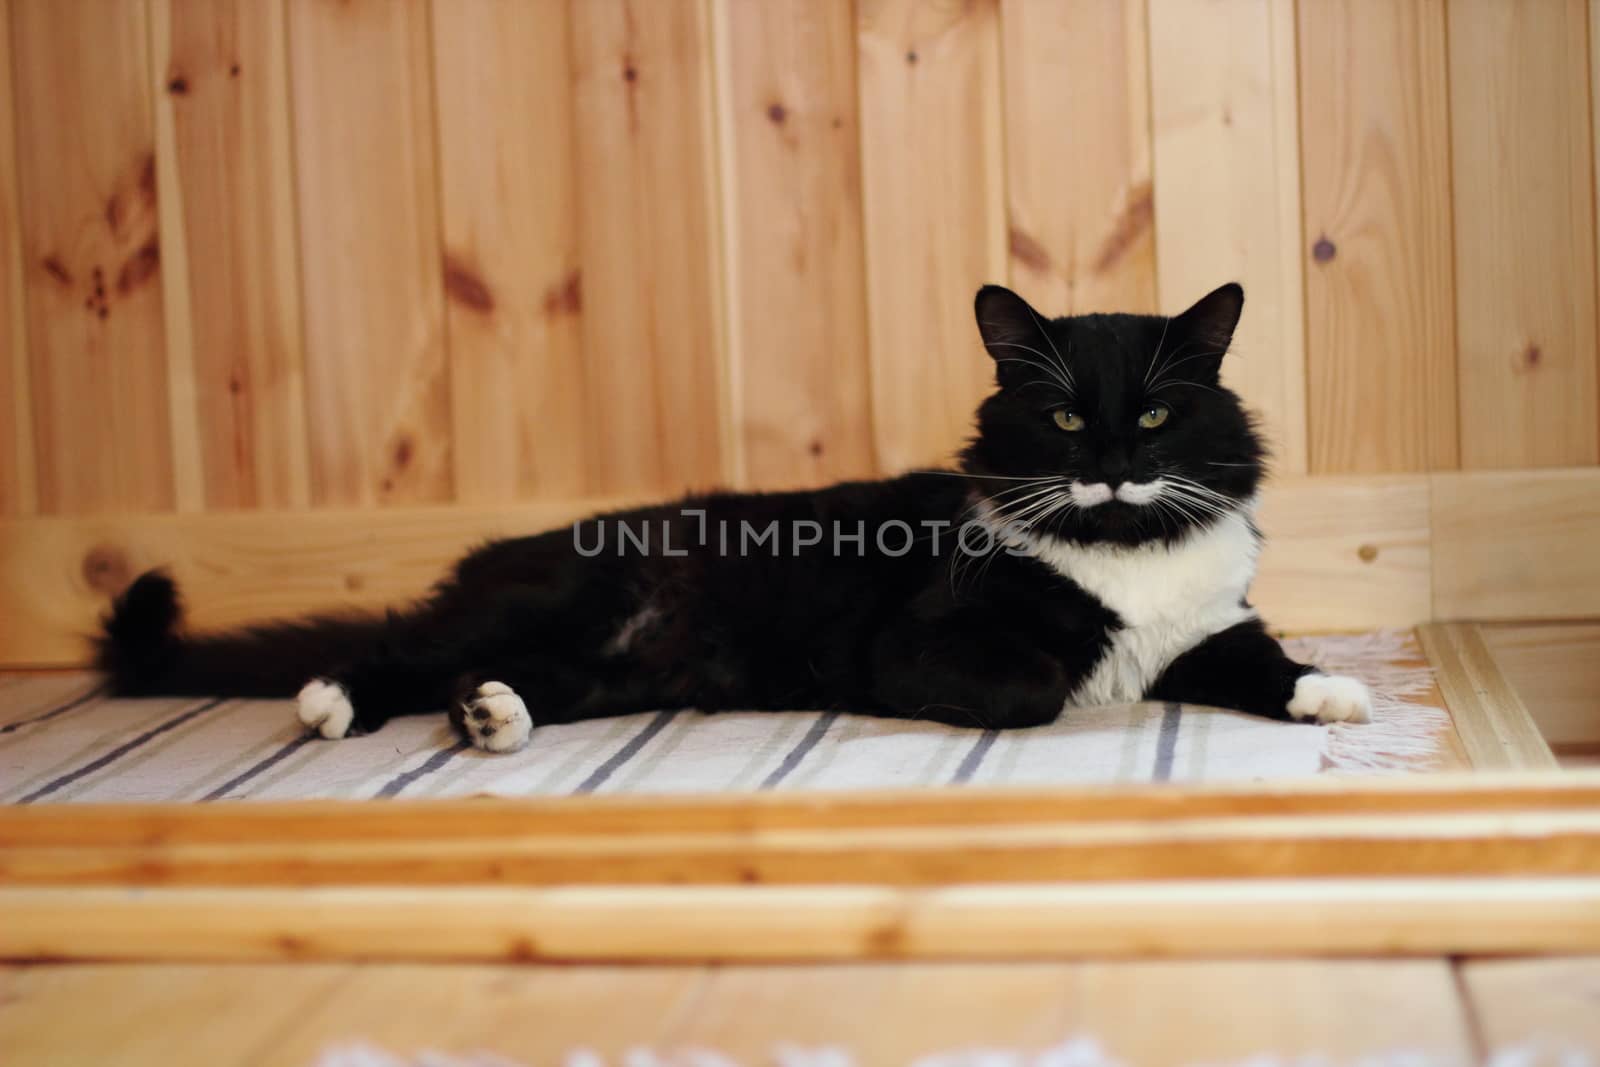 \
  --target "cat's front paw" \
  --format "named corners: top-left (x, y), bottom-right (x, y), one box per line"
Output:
top-left (297, 678), bottom-right (354, 739)
top-left (461, 681), bottom-right (533, 753)
top-left (1287, 673), bottom-right (1372, 724)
